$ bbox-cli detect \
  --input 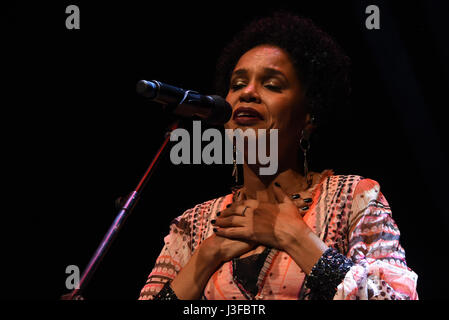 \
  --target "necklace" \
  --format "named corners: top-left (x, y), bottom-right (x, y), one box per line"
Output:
top-left (231, 172), bottom-right (318, 203)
